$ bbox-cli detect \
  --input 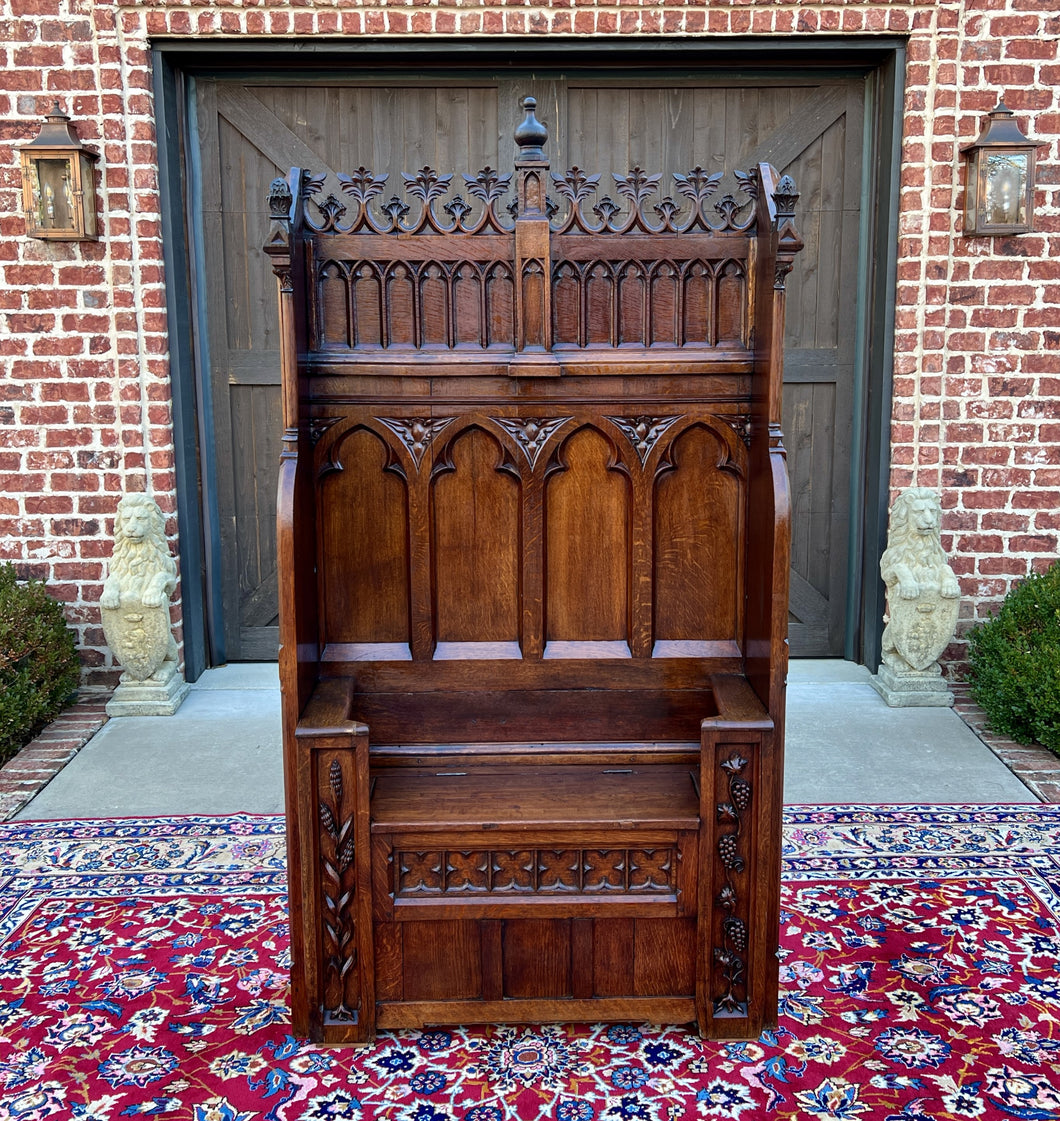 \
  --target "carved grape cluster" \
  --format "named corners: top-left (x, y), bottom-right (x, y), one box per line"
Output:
top-left (724, 916), bottom-right (748, 953)
top-left (713, 750), bottom-right (753, 1017)
top-left (731, 777), bottom-right (752, 812)
top-left (718, 832), bottom-right (745, 872)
